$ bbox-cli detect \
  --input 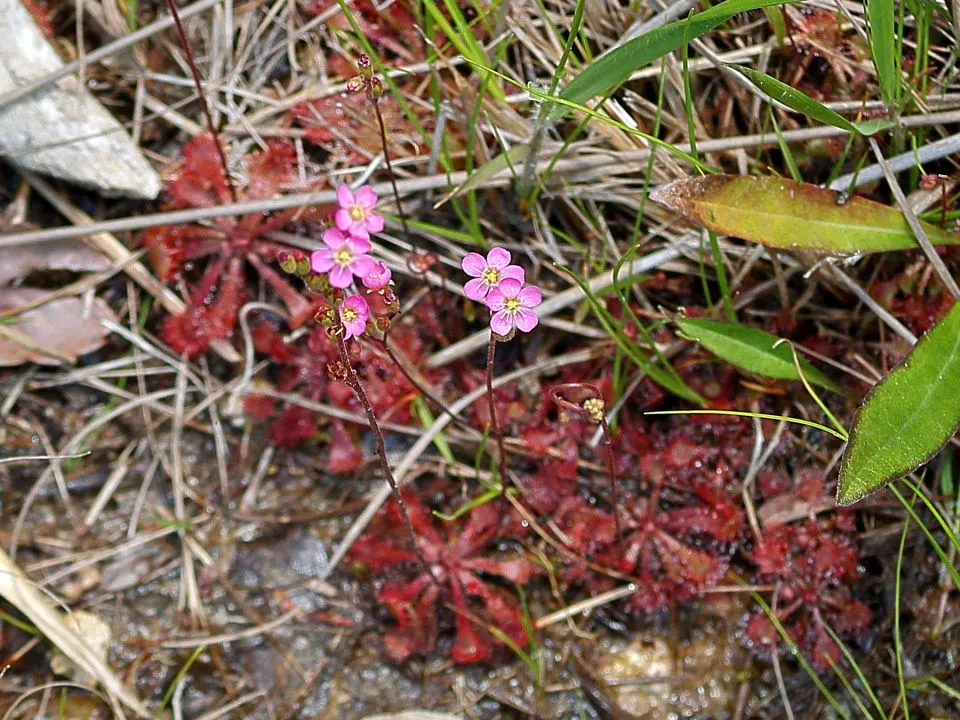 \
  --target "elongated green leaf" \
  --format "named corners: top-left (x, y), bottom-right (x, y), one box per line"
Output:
top-left (651, 175), bottom-right (960, 254)
top-left (729, 65), bottom-right (895, 135)
top-left (676, 317), bottom-right (843, 393)
top-left (866, 0), bottom-right (898, 107)
top-left (553, 0), bottom-right (800, 120)
top-left (838, 301), bottom-right (960, 505)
